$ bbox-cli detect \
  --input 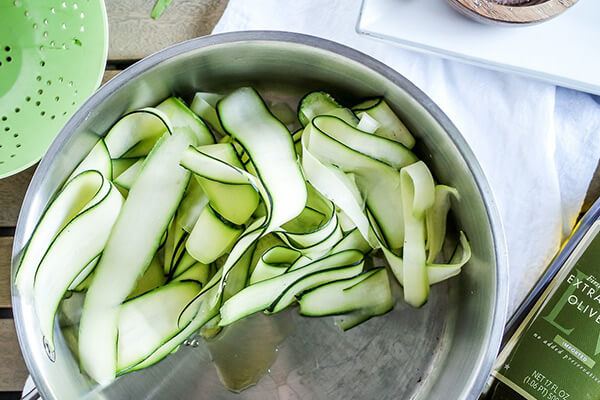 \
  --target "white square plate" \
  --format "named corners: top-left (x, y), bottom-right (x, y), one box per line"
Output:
top-left (358, 0), bottom-right (600, 94)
